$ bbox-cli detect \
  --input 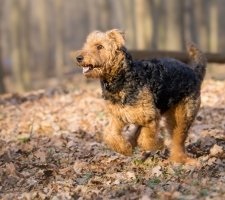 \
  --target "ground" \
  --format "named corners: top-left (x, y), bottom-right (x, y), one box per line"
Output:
top-left (0, 77), bottom-right (225, 200)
